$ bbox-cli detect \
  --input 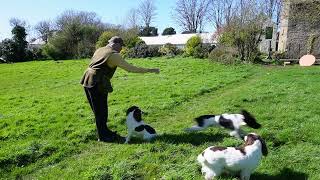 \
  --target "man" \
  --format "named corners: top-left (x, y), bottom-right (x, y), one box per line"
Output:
top-left (80, 36), bottom-right (160, 143)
